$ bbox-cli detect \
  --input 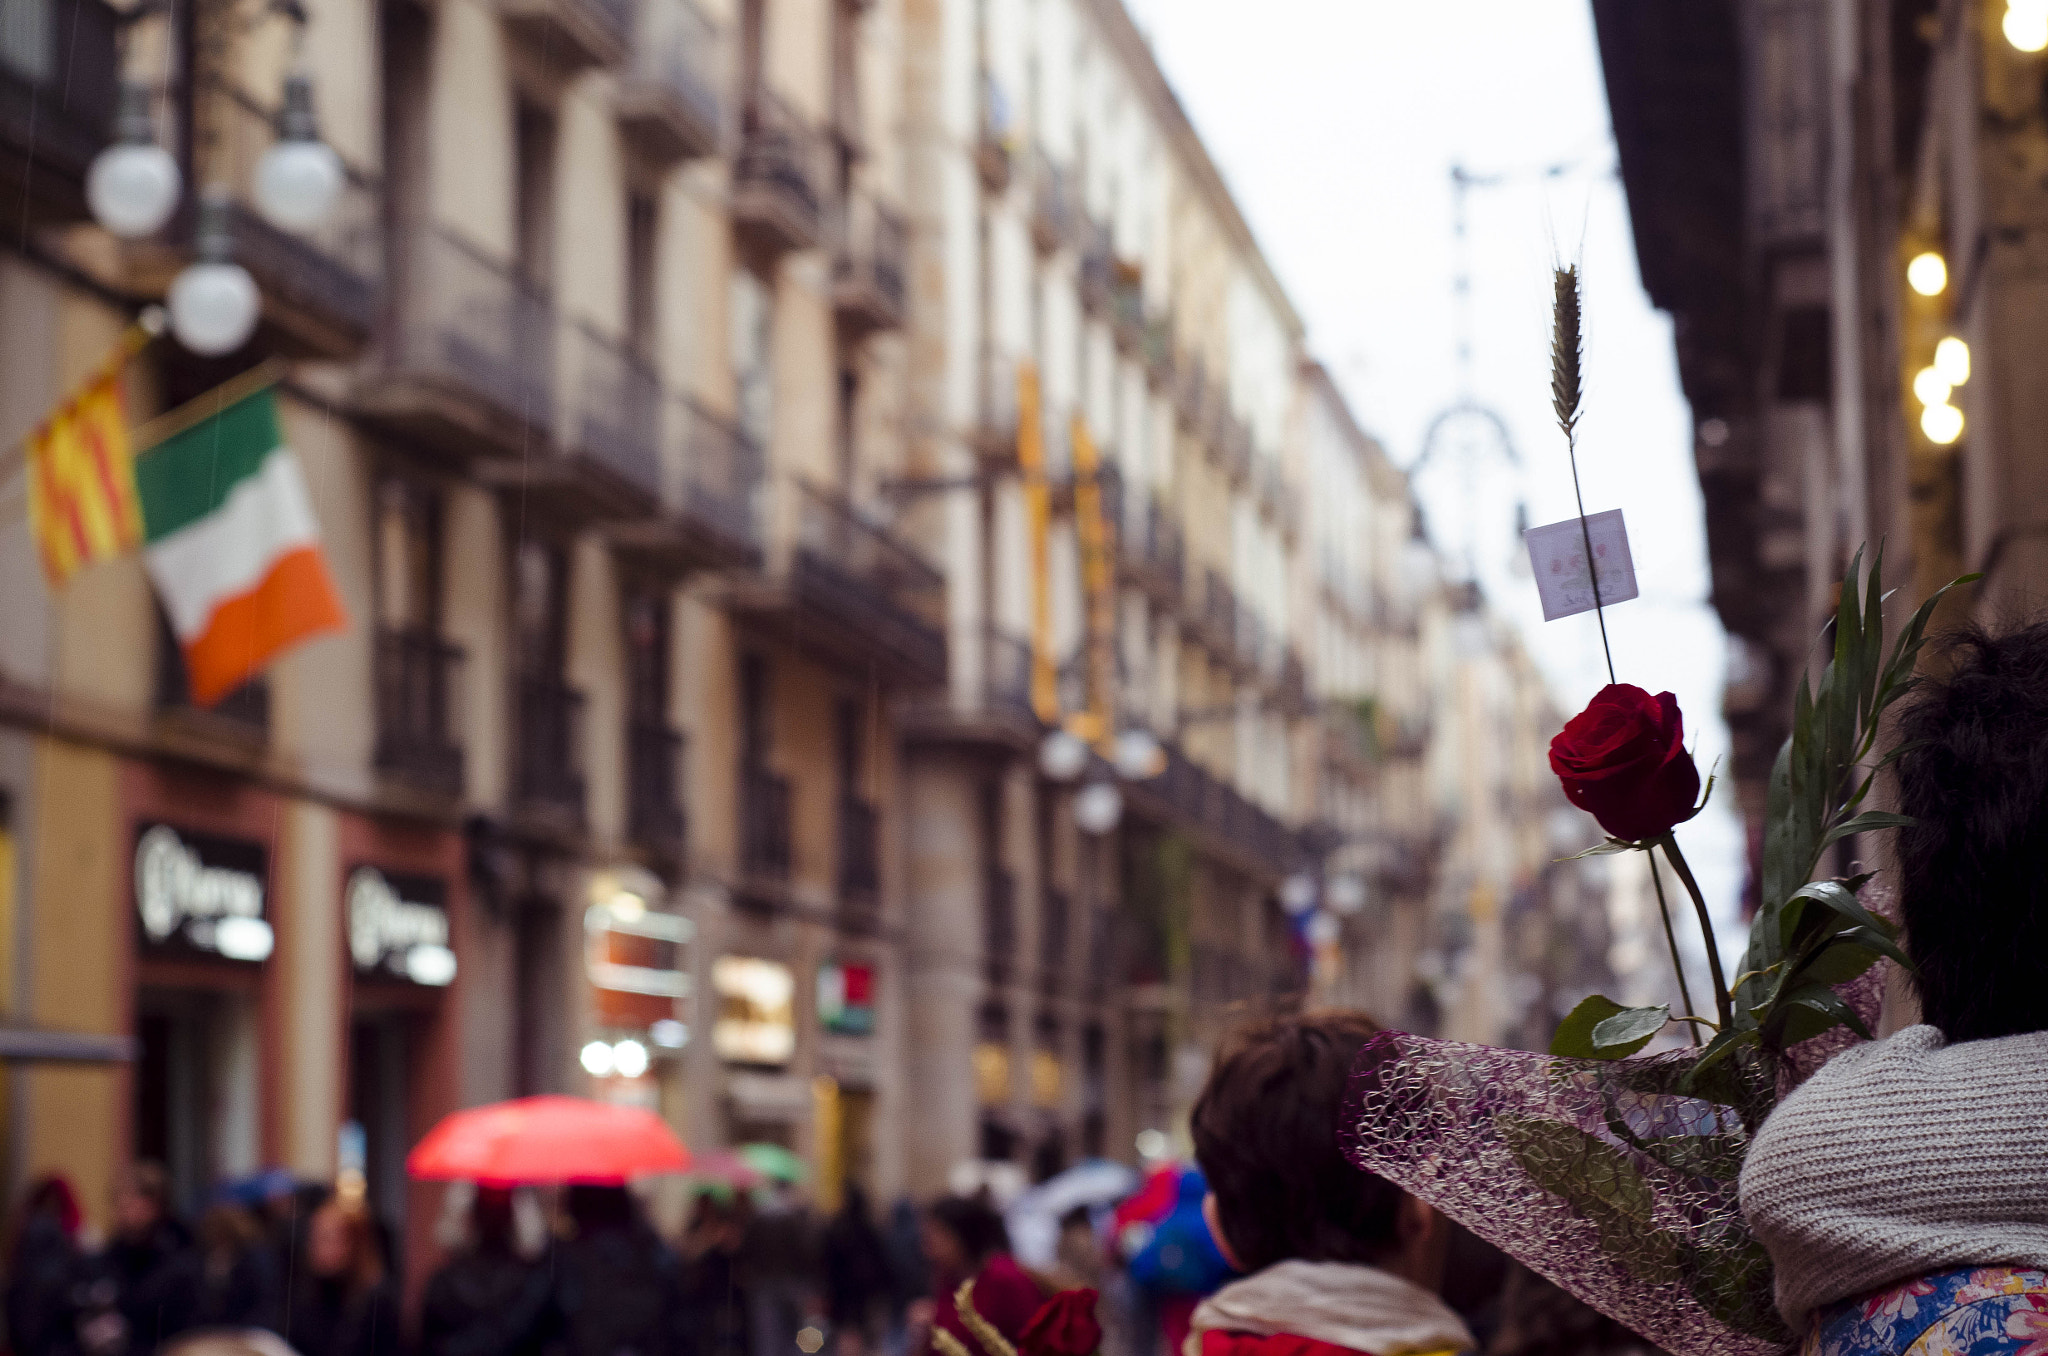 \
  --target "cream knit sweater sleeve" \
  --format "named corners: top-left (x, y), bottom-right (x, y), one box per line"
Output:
top-left (1738, 1024), bottom-right (2048, 1332)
